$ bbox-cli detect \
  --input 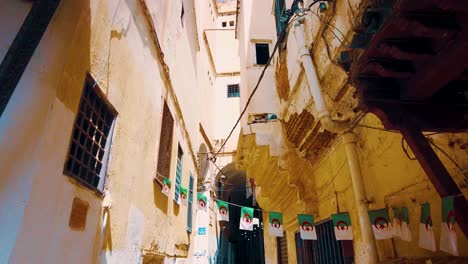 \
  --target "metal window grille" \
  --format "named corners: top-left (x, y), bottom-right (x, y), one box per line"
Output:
top-left (295, 232), bottom-right (314, 264)
top-left (277, 234), bottom-right (288, 264)
top-left (187, 174), bottom-right (194, 232)
top-left (302, 220), bottom-right (354, 264)
top-left (255, 43), bottom-right (270, 65)
top-left (227, 84), bottom-right (240, 98)
top-left (174, 145), bottom-right (184, 202)
top-left (64, 74), bottom-right (116, 191)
